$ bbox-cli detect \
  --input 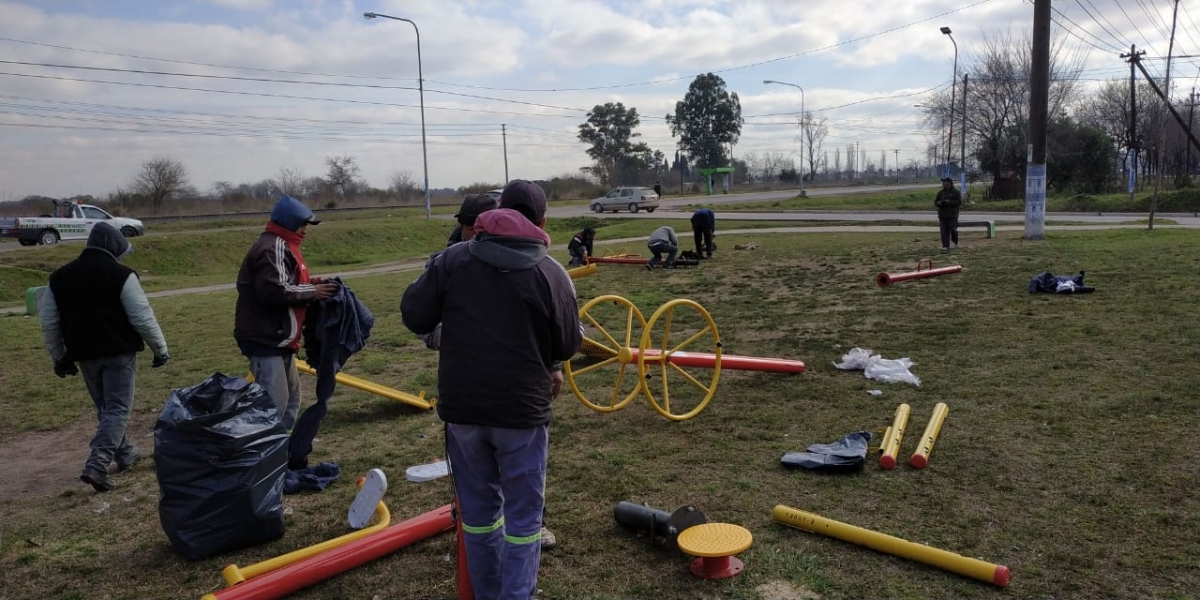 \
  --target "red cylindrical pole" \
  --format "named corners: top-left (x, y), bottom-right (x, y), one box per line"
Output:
top-left (202, 505), bottom-right (455, 600)
top-left (876, 265), bottom-right (962, 287)
top-left (456, 501), bottom-right (474, 600)
top-left (633, 349), bottom-right (805, 373)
